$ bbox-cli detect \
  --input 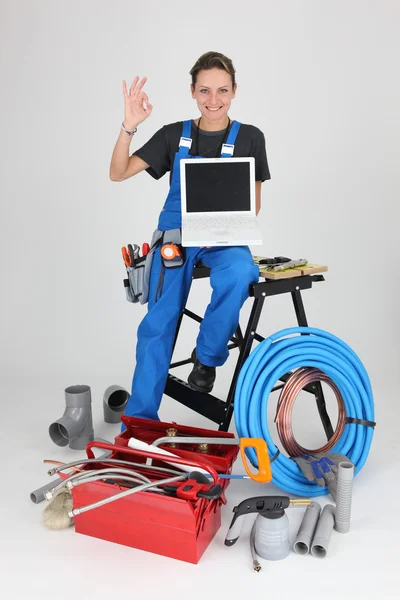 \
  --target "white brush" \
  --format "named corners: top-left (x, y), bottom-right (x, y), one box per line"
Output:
top-left (42, 488), bottom-right (74, 530)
